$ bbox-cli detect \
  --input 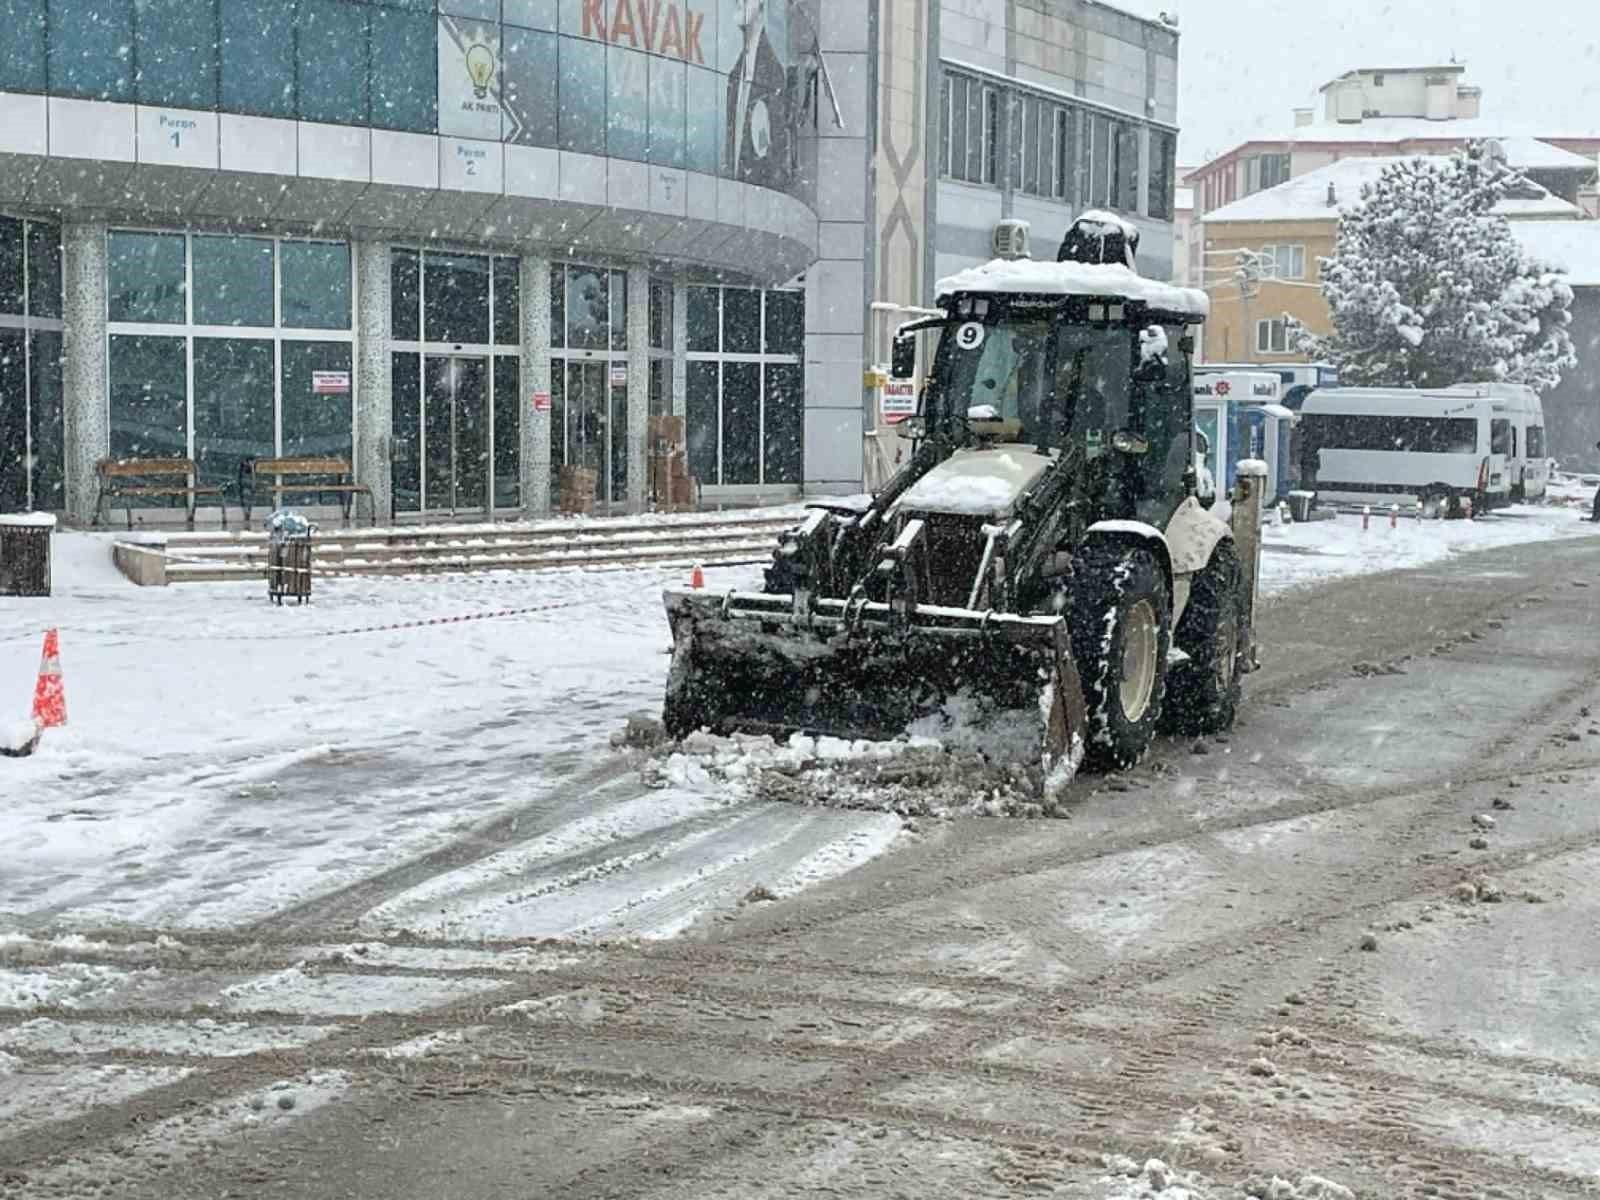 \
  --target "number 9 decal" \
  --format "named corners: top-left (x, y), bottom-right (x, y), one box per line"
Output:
top-left (955, 321), bottom-right (986, 351)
